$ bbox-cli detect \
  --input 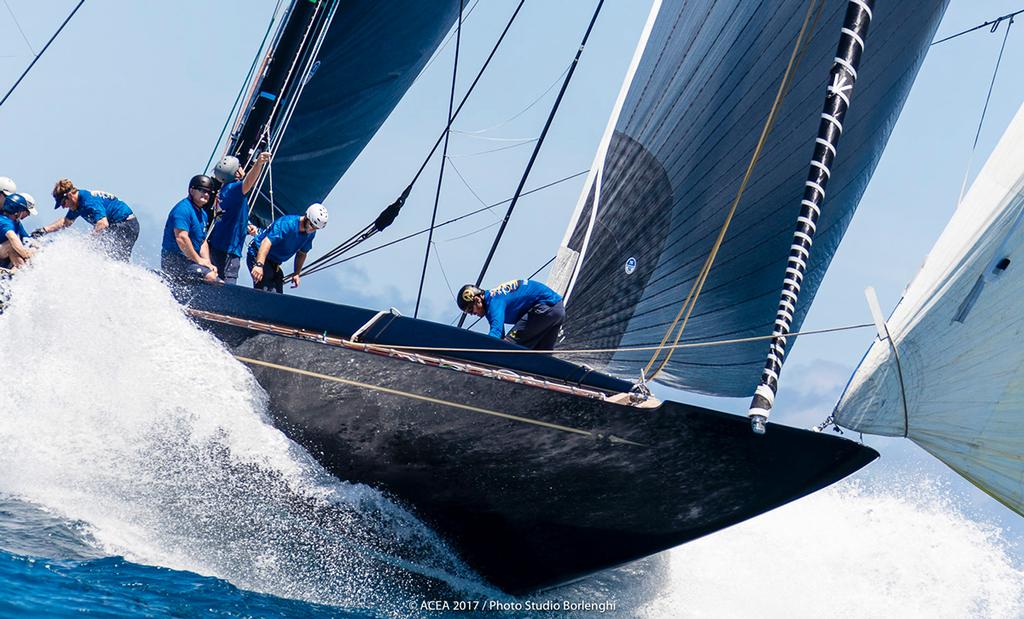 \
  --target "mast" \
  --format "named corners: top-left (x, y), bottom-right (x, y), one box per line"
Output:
top-left (227, 0), bottom-right (331, 168)
top-left (747, 0), bottom-right (874, 434)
